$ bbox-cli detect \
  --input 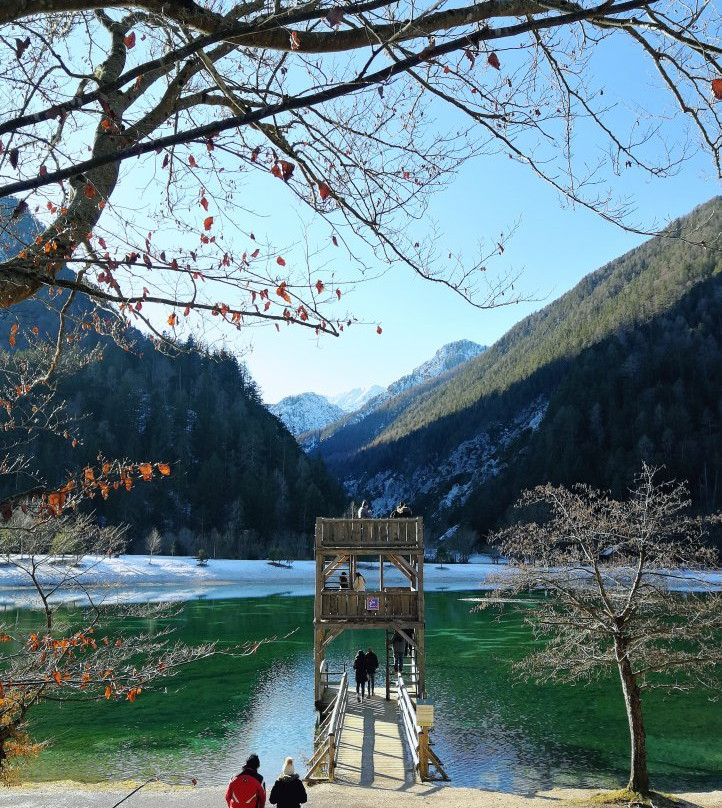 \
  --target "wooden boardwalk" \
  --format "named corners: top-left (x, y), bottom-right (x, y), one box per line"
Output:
top-left (333, 685), bottom-right (415, 788)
